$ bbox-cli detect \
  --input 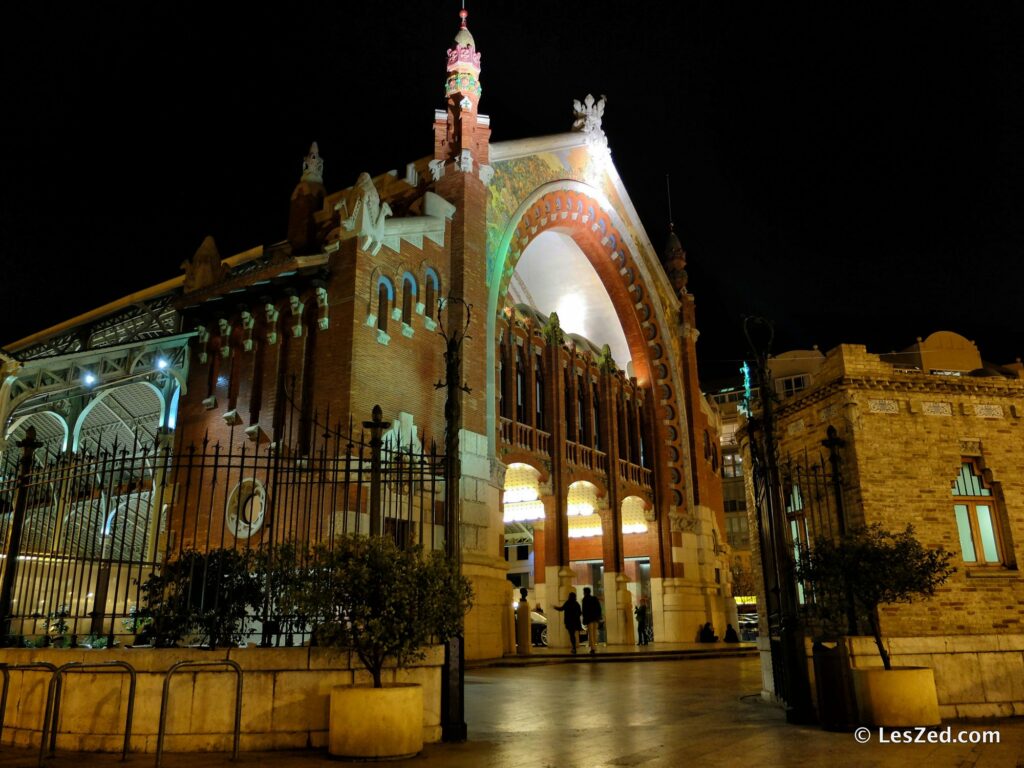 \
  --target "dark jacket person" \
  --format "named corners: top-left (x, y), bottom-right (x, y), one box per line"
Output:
top-left (581, 587), bottom-right (602, 655)
top-left (554, 592), bottom-right (583, 653)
